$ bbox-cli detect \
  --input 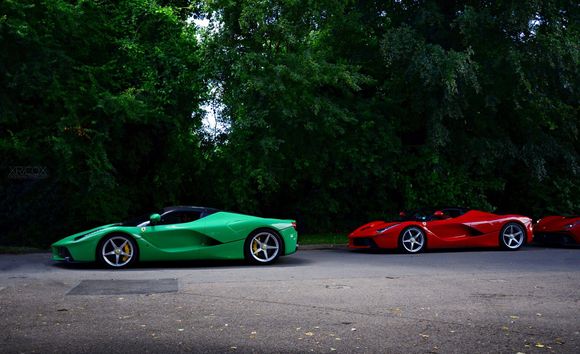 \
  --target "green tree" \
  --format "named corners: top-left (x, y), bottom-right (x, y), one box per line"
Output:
top-left (201, 0), bottom-right (578, 230)
top-left (0, 0), bottom-right (205, 245)
top-left (378, 0), bottom-right (579, 216)
top-left (1, 0), bottom-right (578, 246)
